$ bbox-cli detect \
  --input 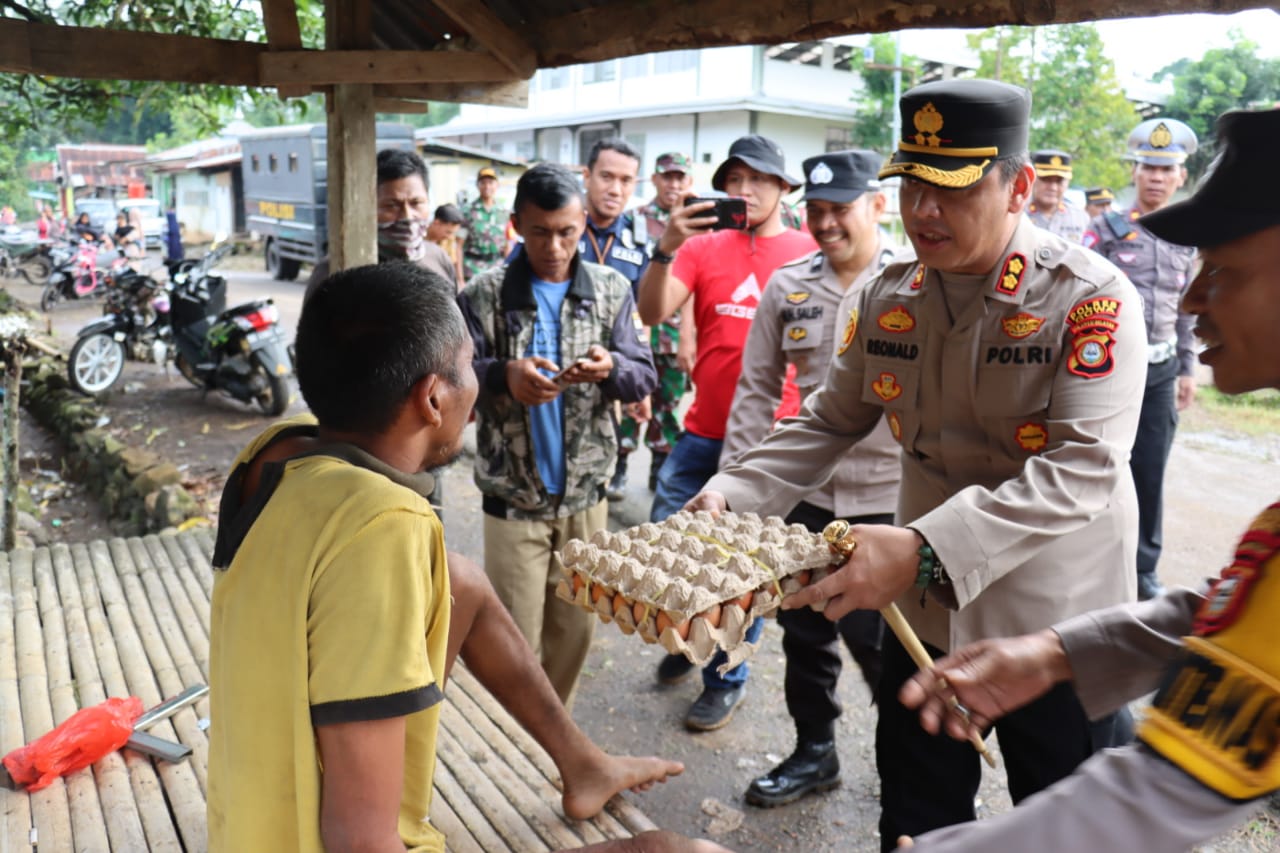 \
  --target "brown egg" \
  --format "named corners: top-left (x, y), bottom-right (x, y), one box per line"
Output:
top-left (794, 570), bottom-right (812, 586)
top-left (735, 591), bottom-right (754, 612)
top-left (632, 600), bottom-right (651, 625)
top-left (572, 573), bottom-right (586, 594)
top-left (591, 583), bottom-right (608, 604)
top-left (656, 611), bottom-right (691, 640)
top-left (700, 603), bottom-right (723, 629)
top-left (612, 592), bottom-right (629, 618)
